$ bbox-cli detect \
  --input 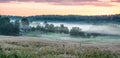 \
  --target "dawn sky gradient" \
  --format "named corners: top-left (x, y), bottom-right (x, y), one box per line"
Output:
top-left (0, 0), bottom-right (120, 16)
